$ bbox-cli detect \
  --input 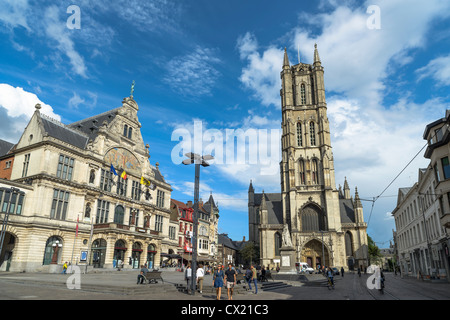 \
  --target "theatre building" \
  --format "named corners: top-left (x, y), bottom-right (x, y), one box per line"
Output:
top-left (0, 94), bottom-right (172, 272)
